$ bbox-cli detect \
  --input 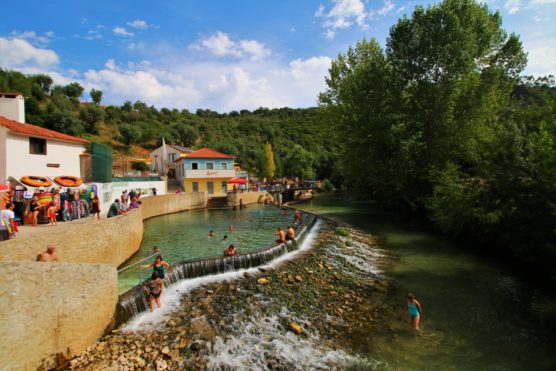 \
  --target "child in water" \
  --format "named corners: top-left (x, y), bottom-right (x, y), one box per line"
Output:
top-left (407, 293), bottom-right (423, 335)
